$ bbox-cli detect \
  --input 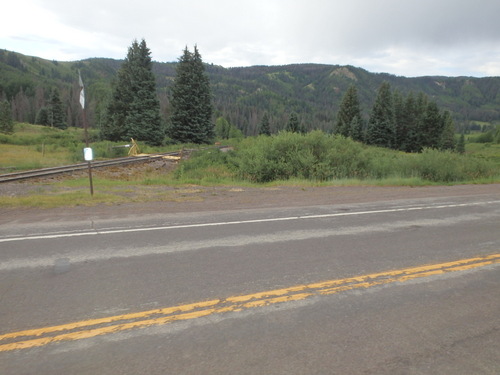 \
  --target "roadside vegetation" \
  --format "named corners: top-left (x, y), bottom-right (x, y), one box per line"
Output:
top-left (1, 41), bottom-right (499, 208)
top-left (0, 123), bottom-right (499, 208)
top-left (177, 131), bottom-right (499, 185)
top-left (0, 123), bottom-right (183, 170)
